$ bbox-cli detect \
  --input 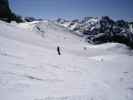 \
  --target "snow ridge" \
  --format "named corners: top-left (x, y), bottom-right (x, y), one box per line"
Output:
top-left (0, 20), bottom-right (133, 100)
